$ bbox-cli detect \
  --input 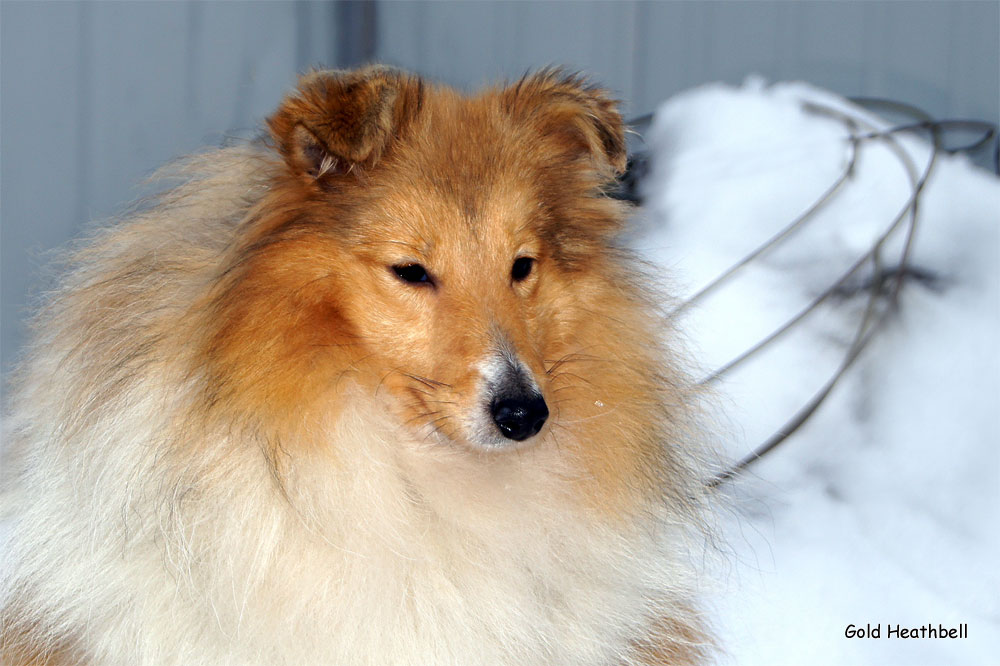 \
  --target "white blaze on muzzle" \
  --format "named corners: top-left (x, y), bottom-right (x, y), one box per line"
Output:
top-left (466, 343), bottom-right (548, 448)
